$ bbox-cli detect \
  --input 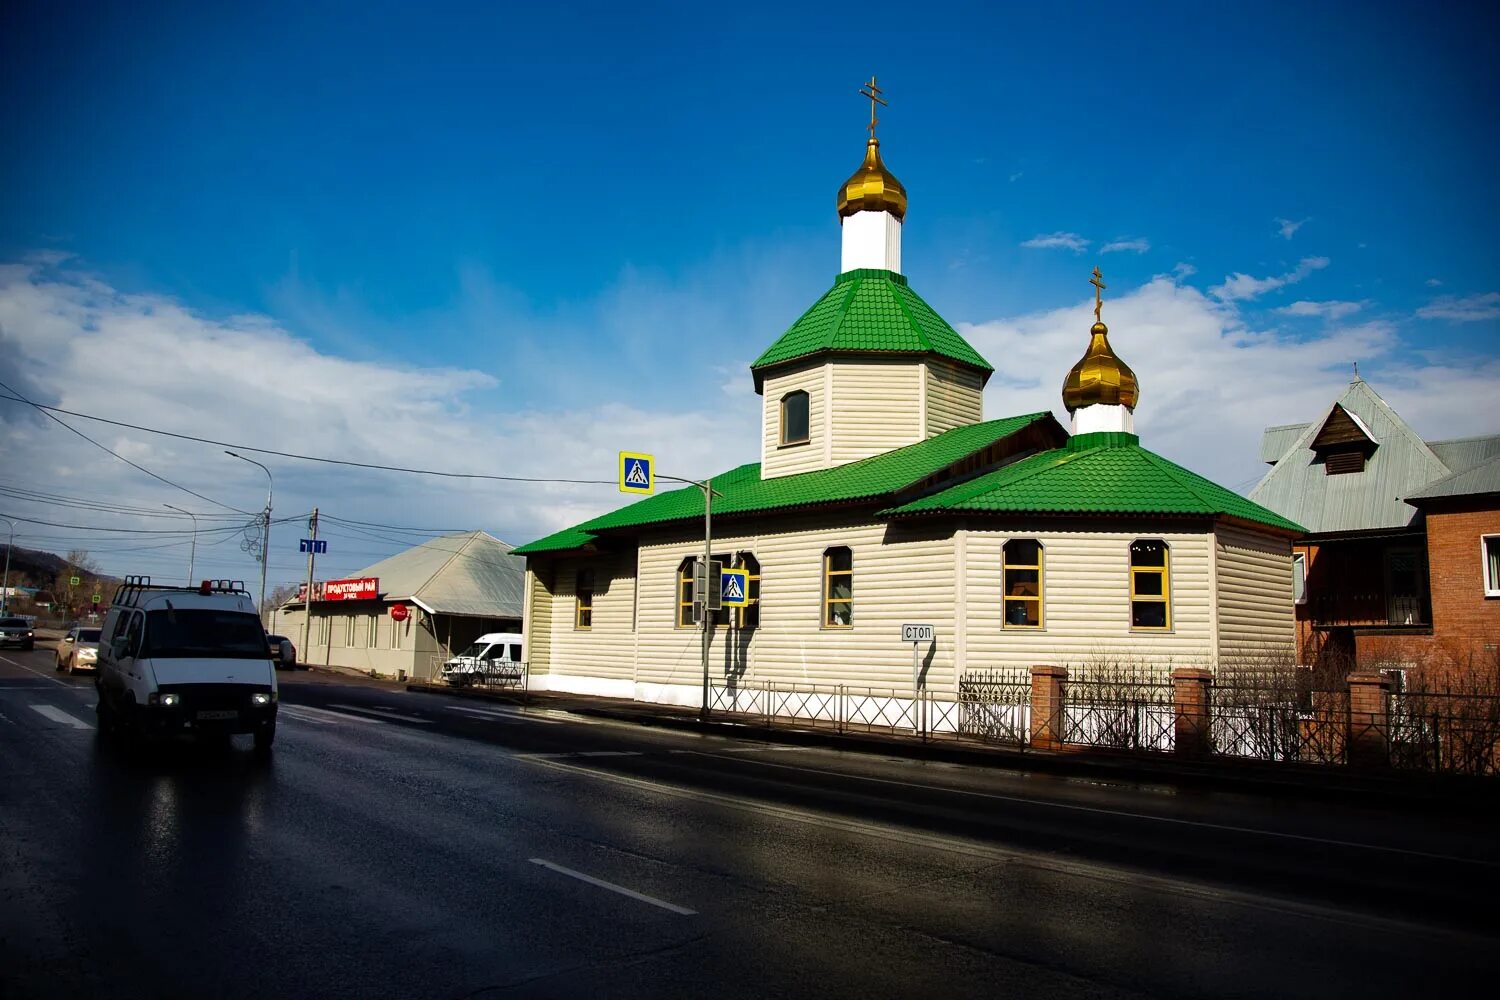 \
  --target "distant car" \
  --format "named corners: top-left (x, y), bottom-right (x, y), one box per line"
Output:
top-left (0, 617), bottom-right (36, 650)
top-left (265, 634), bottom-right (298, 670)
top-left (55, 626), bottom-right (102, 673)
